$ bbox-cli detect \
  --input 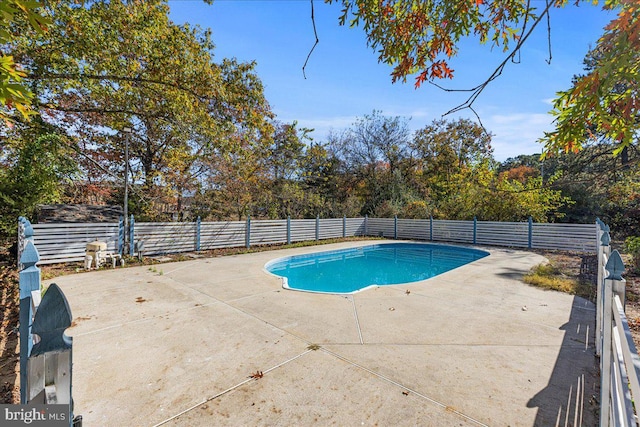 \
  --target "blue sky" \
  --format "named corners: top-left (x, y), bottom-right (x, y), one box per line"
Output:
top-left (169, 1), bottom-right (615, 161)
